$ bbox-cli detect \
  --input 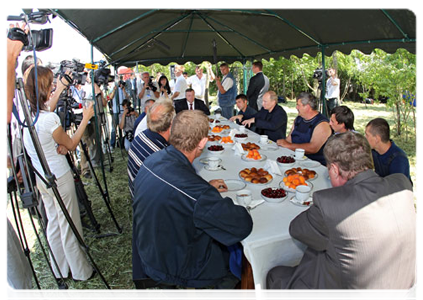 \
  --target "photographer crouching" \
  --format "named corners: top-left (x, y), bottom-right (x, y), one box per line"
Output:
top-left (119, 99), bottom-right (139, 151)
